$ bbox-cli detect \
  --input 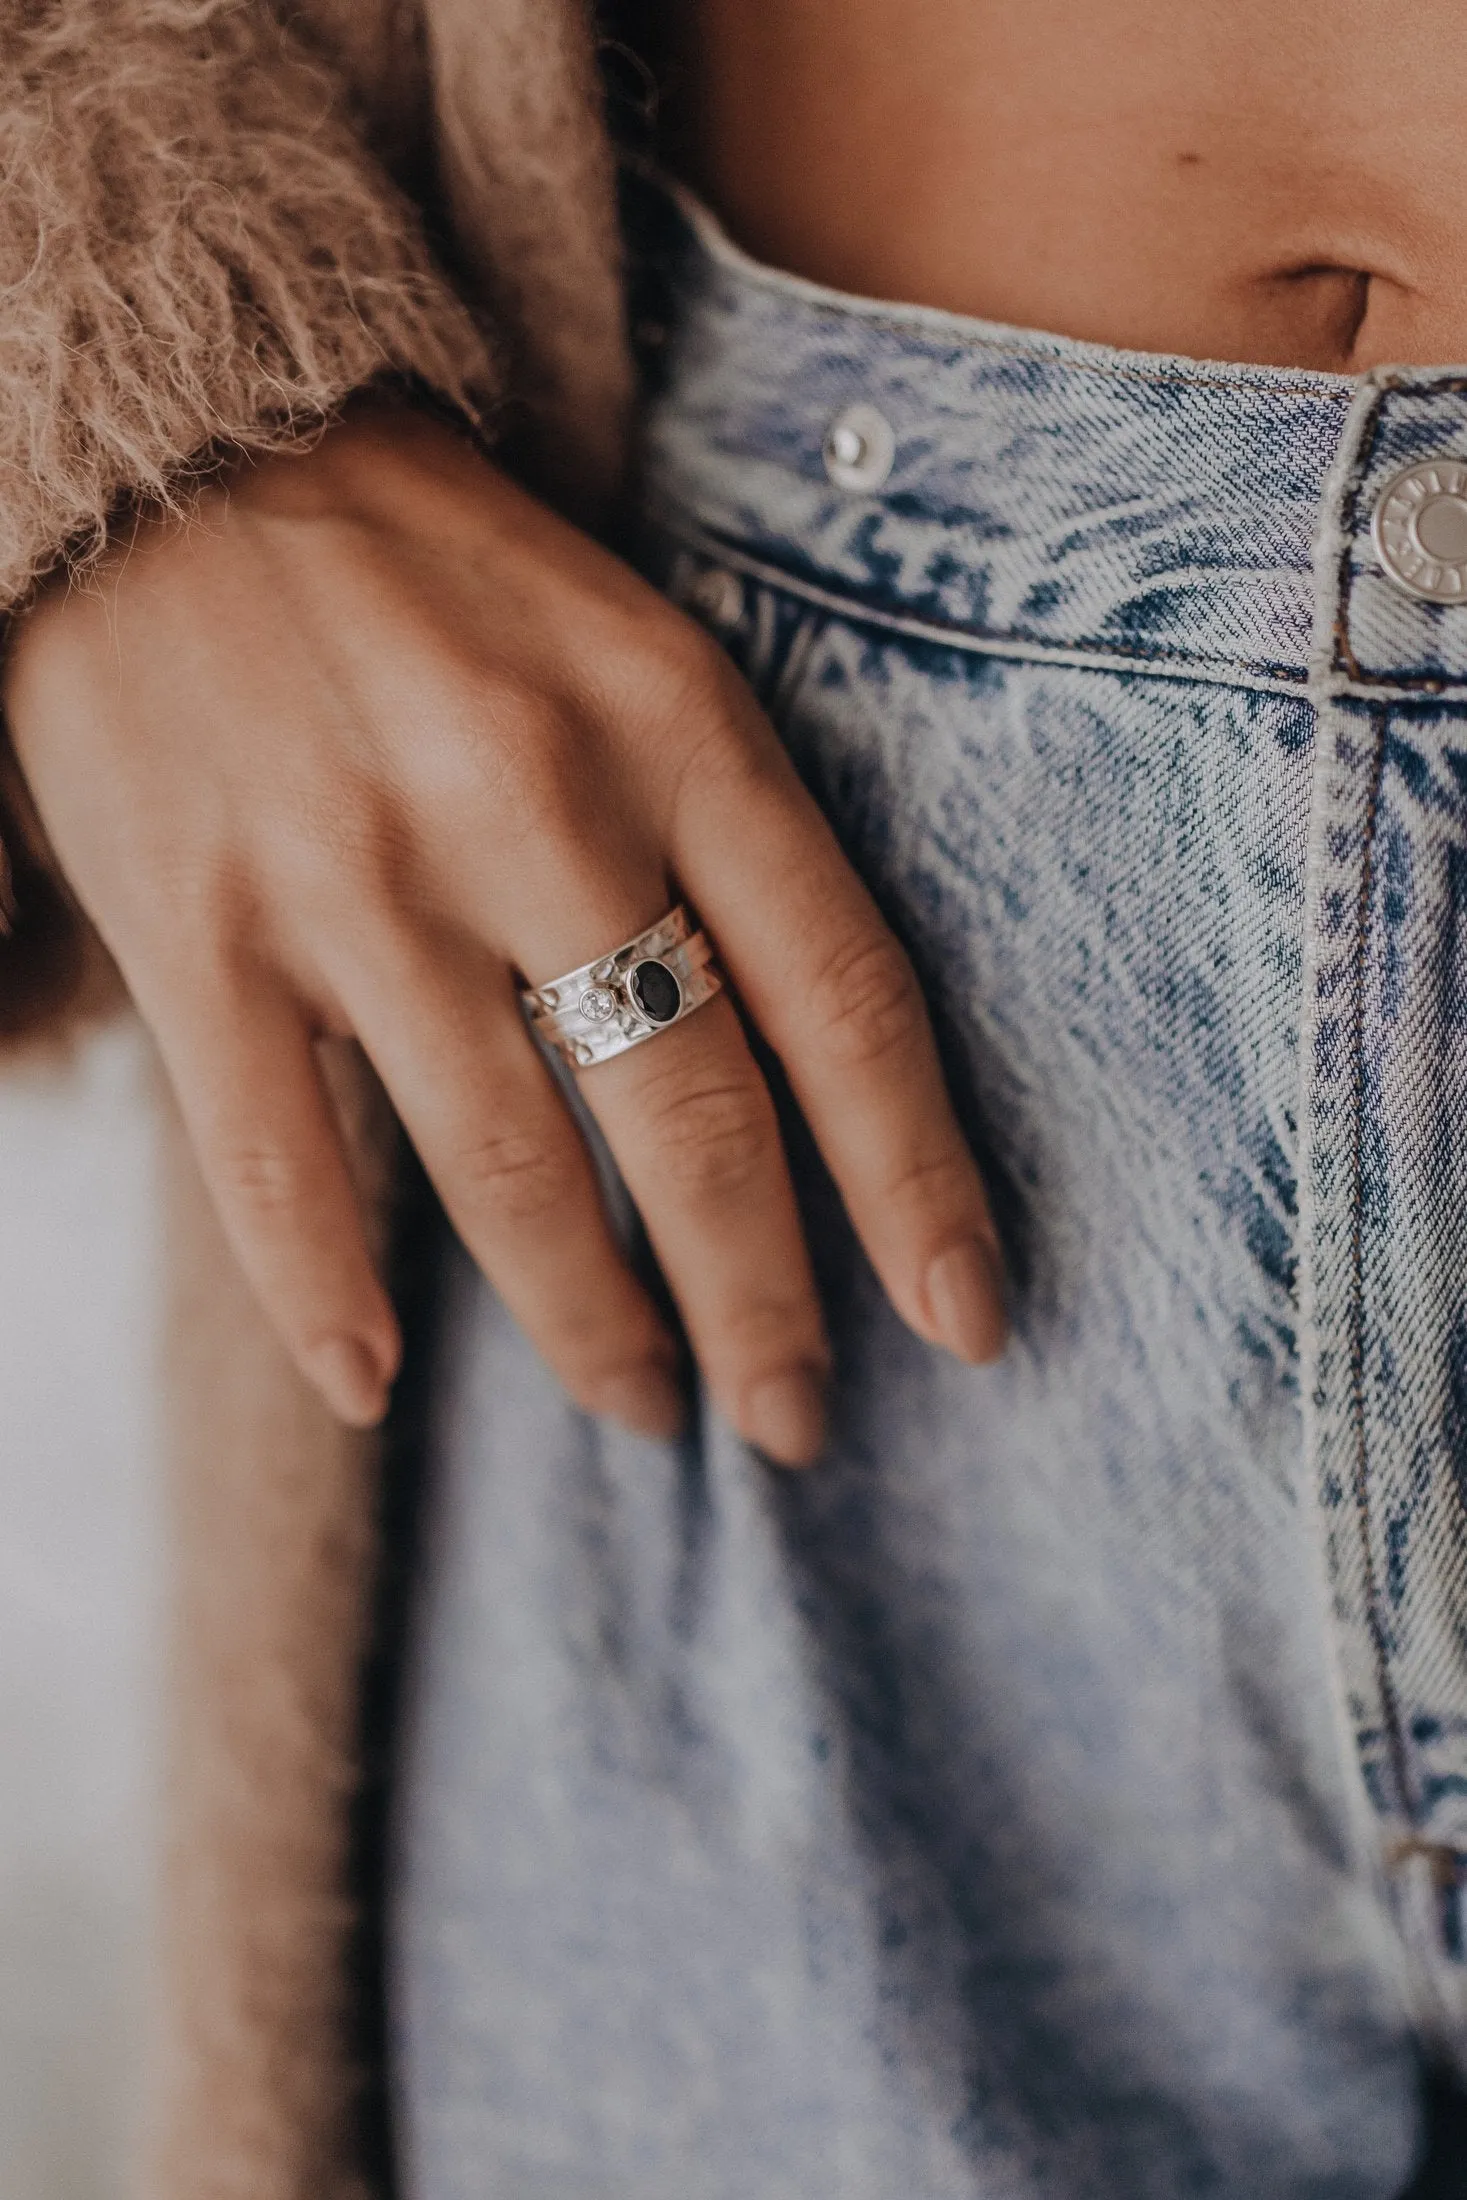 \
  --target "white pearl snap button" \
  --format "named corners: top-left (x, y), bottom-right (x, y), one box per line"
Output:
top-left (1371, 458), bottom-right (1467, 603)
top-left (823, 402), bottom-right (896, 492)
